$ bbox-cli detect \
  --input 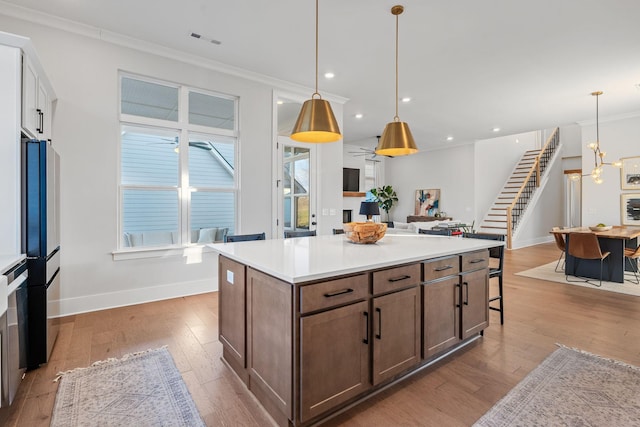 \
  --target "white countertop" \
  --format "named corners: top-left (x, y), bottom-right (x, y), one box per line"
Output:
top-left (208, 234), bottom-right (503, 283)
top-left (0, 253), bottom-right (26, 275)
